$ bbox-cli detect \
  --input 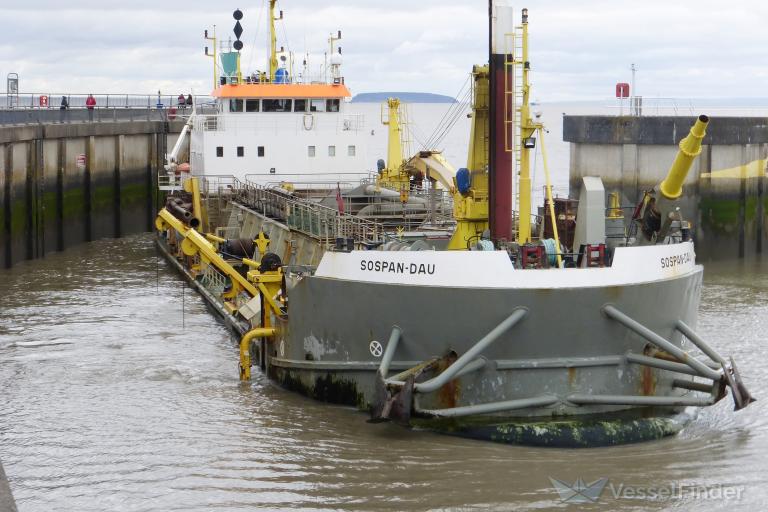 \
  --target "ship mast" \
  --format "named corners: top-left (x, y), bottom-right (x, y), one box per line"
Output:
top-left (268, 0), bottom-right (280, 82)
top-left (517, 8), bottom-right (533, 243)
top-left (488, 1), bottom-right (514, 242)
